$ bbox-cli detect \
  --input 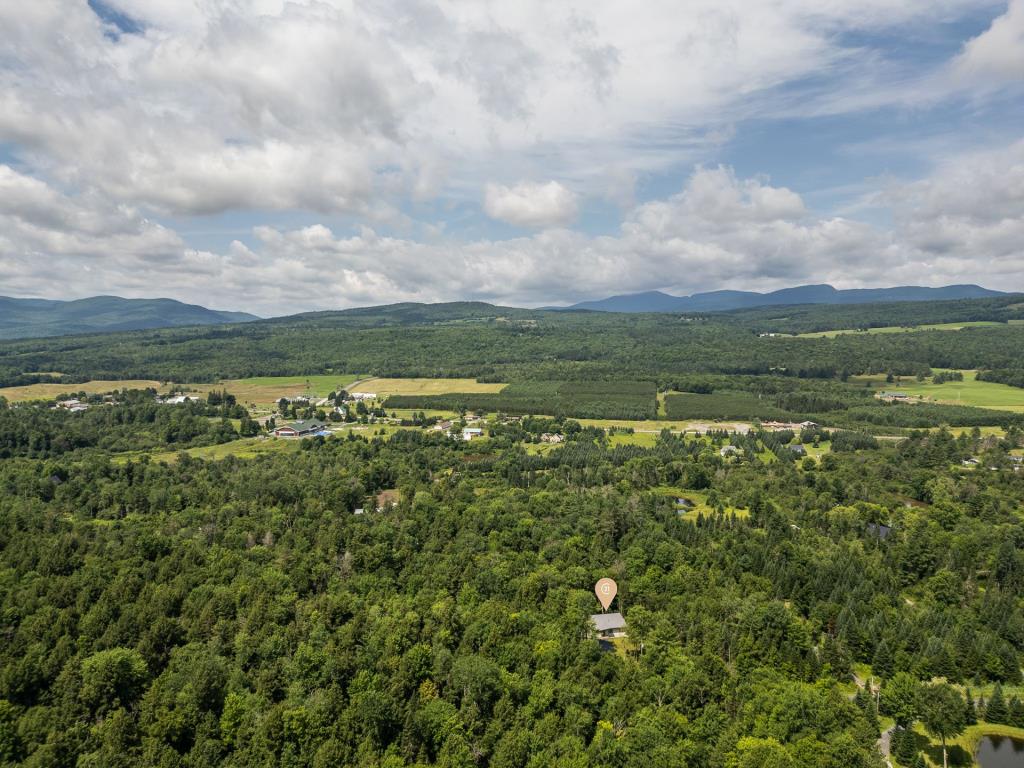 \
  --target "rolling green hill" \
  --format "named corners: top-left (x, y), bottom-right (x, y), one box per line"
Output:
top-left (0, 295), bottom-right (258, 339)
